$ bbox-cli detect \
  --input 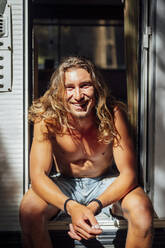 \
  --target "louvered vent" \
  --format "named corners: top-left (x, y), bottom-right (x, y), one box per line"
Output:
top-left (0, 16), bottom-right (5, 37)
top-left (0, 4), bottom-right (12, 92)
